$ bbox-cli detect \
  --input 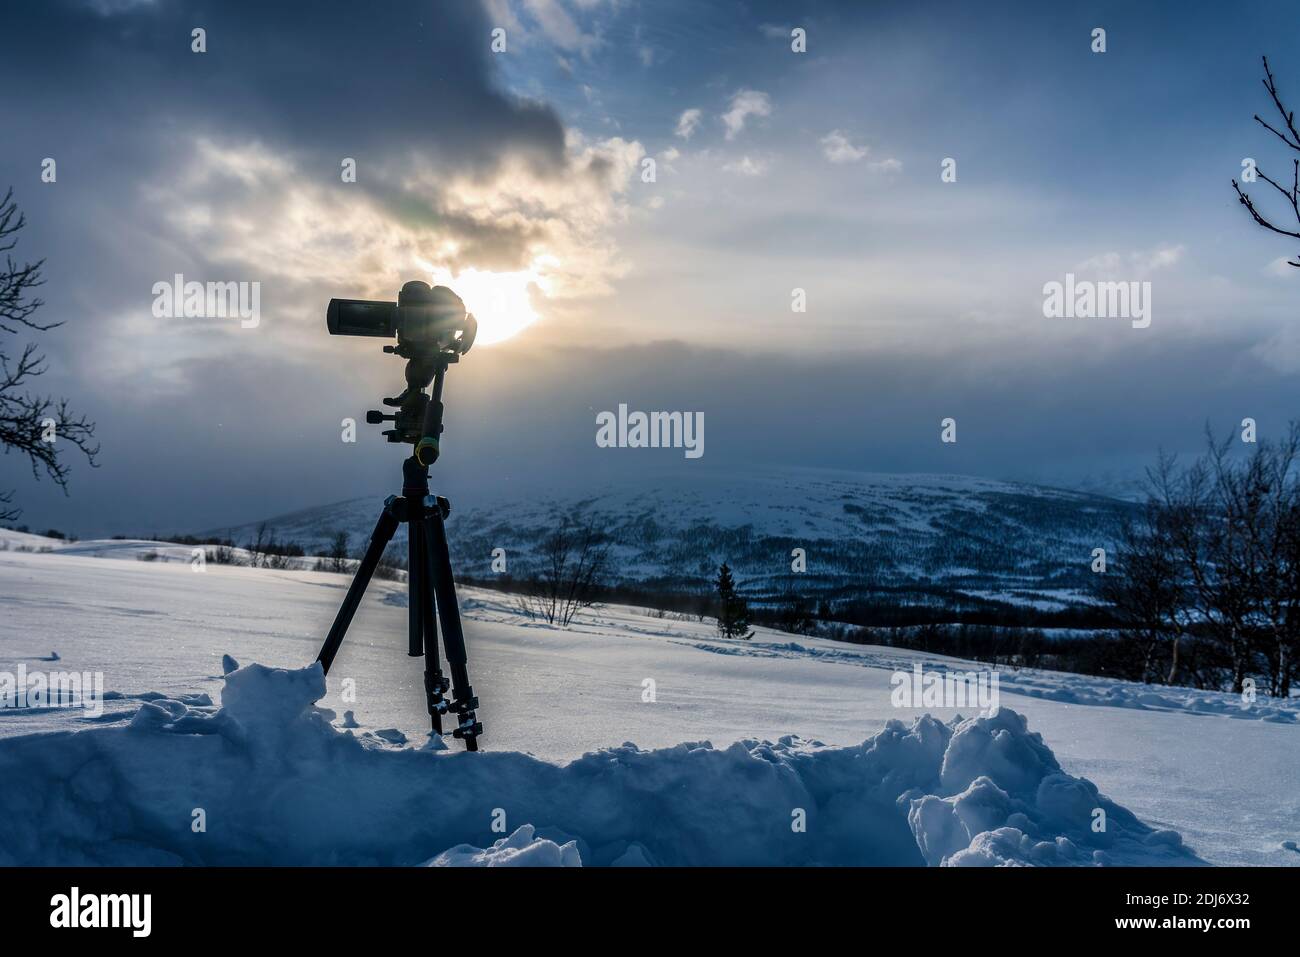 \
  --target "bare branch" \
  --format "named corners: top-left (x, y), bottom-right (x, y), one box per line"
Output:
top-left (1234, 58), bottom-right (1300, 265)
top-left (1259, 56), bottom-right (1300, 150)
top-left (0, 188), bottom-right (98, 518)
